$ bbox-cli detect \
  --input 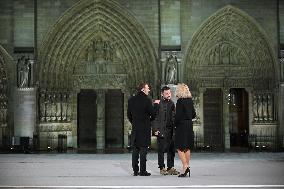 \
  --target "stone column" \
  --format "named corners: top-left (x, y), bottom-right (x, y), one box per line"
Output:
top-left (280, 83), bottom-right (284, 148)
top-left (96, 89), bottom-right (105, 150)
top-left (246, 88), bottom-right (253, 135)
top-left (222, 88), bottom-right (230, 151)
top-left (13, 87), bottom-right (36, 139)
top-left (71, 90), bottom-right (77, 148)
top-left (199, 88), bottom-right (205, 147)
top-left (123, 91), bottom-right (131, 148)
